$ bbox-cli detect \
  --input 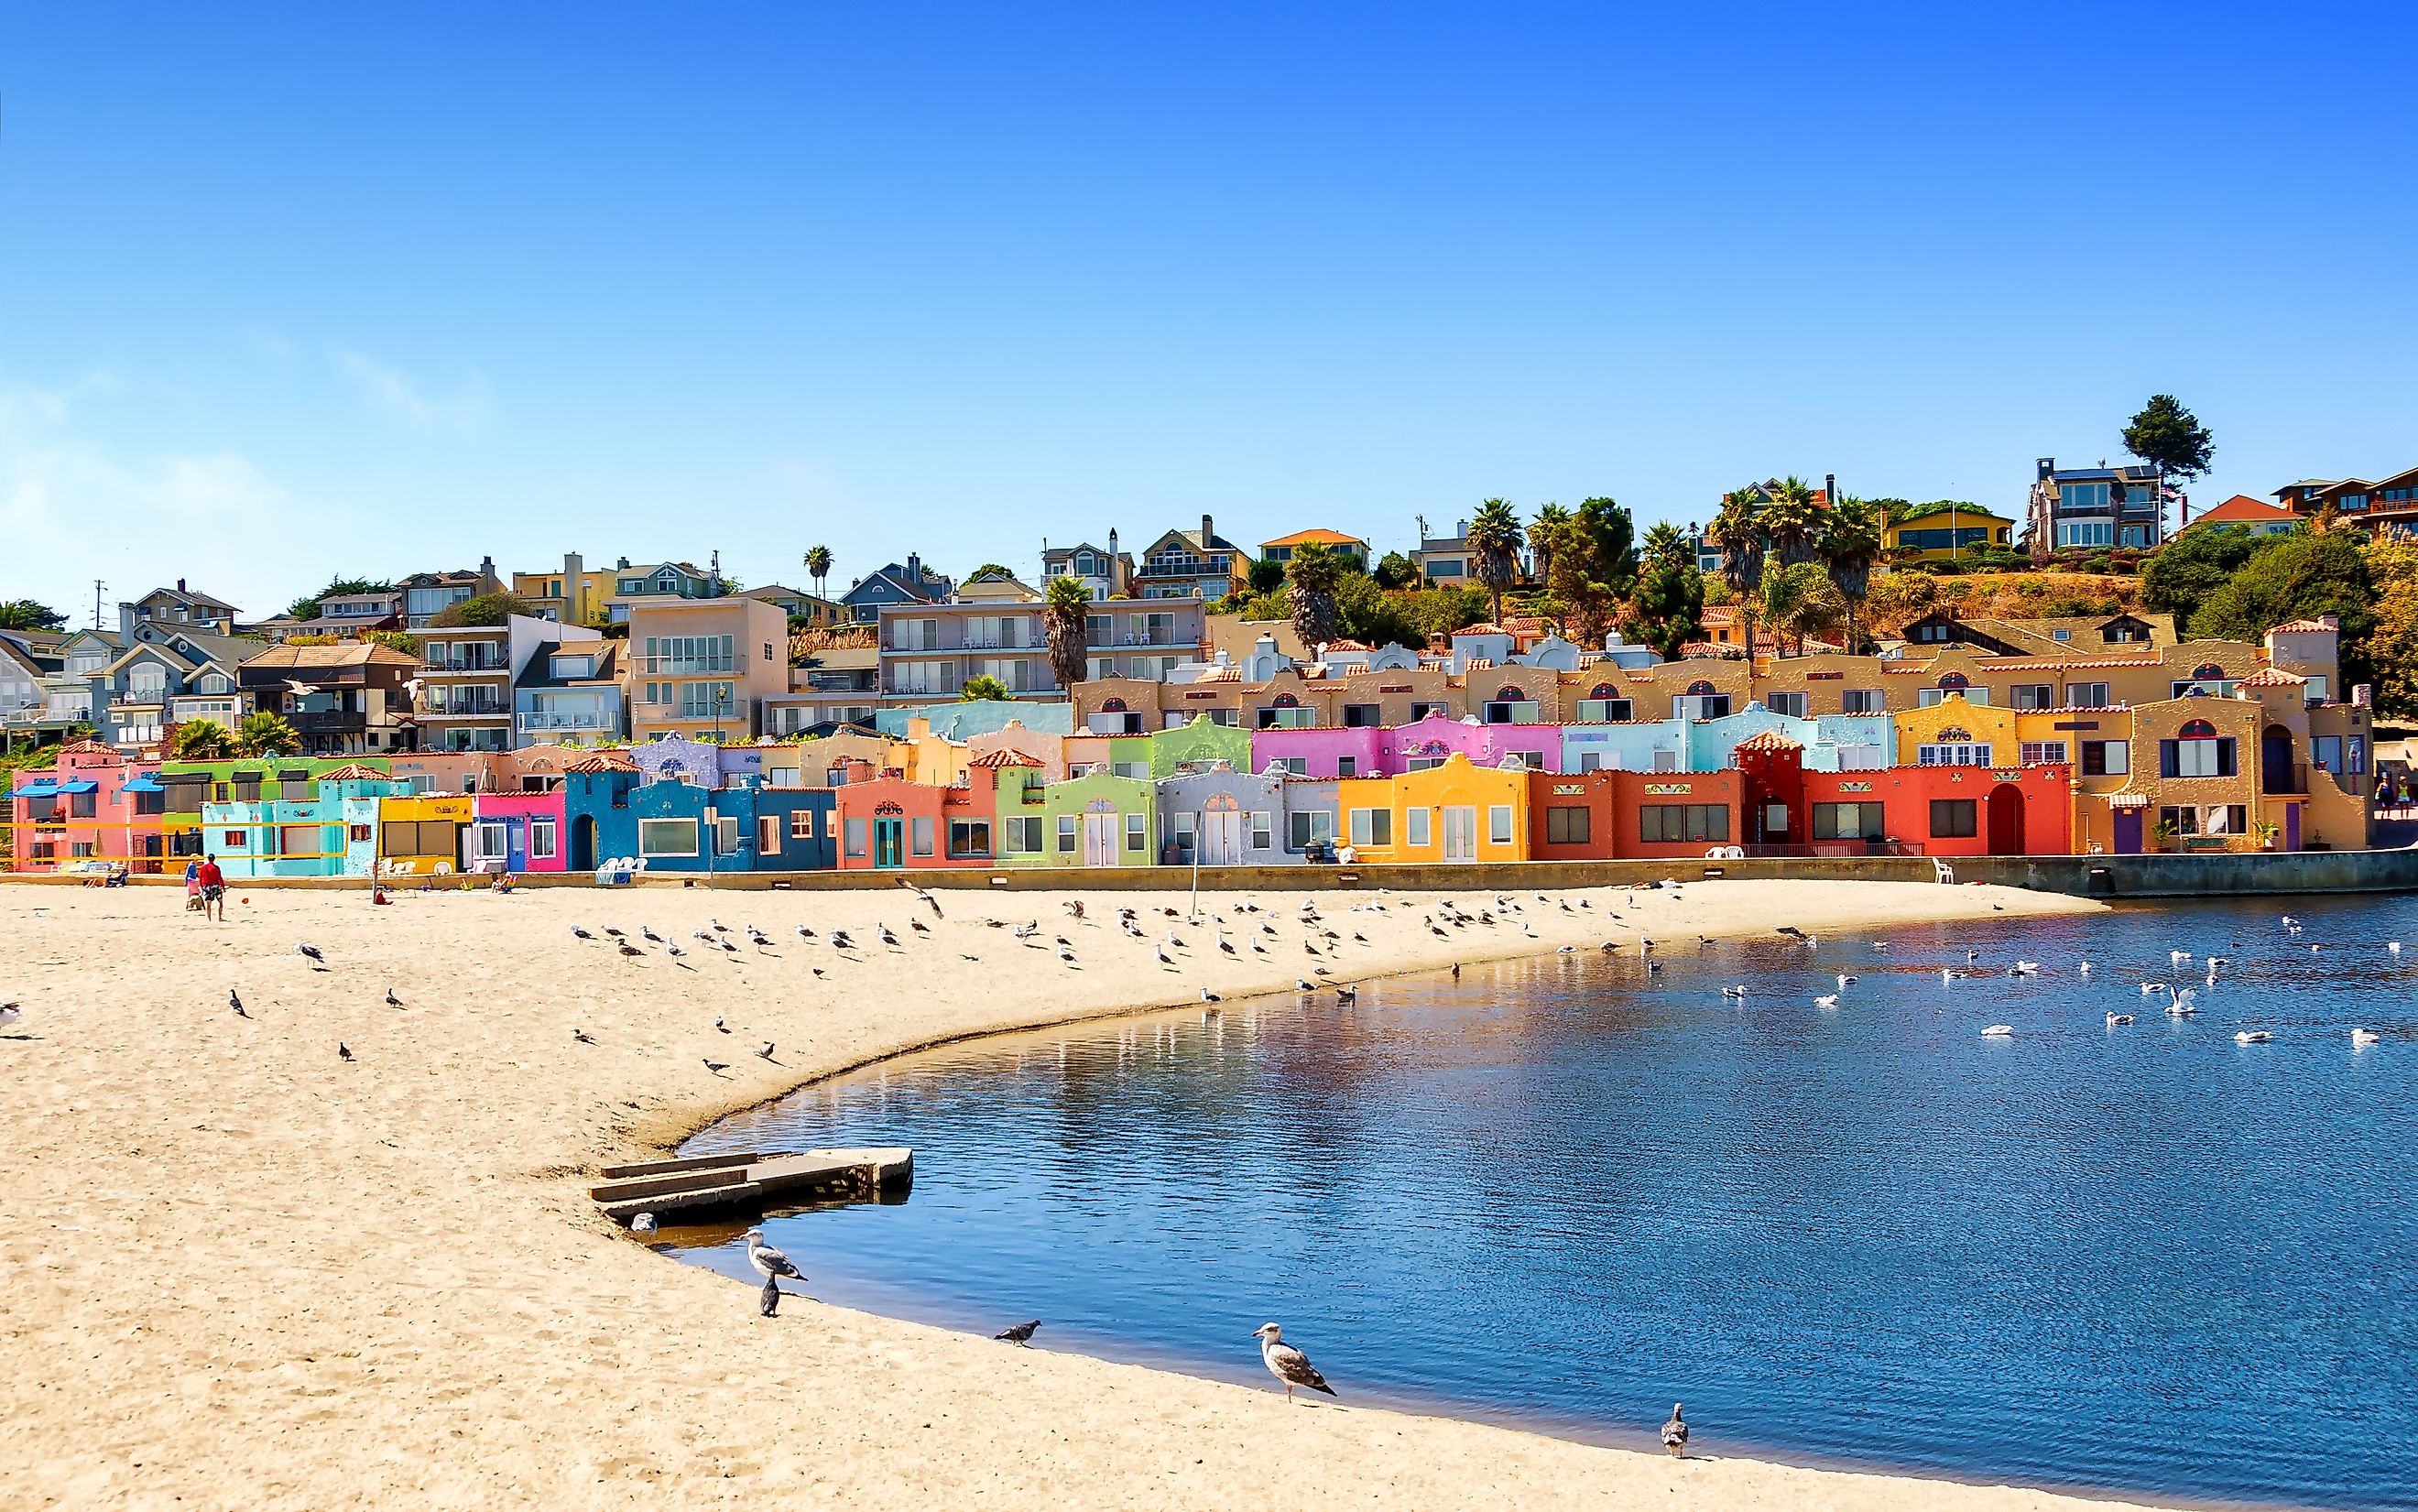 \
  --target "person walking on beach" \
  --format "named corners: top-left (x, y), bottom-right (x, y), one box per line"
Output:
top-left (195, 854), bottom-right (227, 923)
top-left (182, 856), bottom-right (202, 911)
